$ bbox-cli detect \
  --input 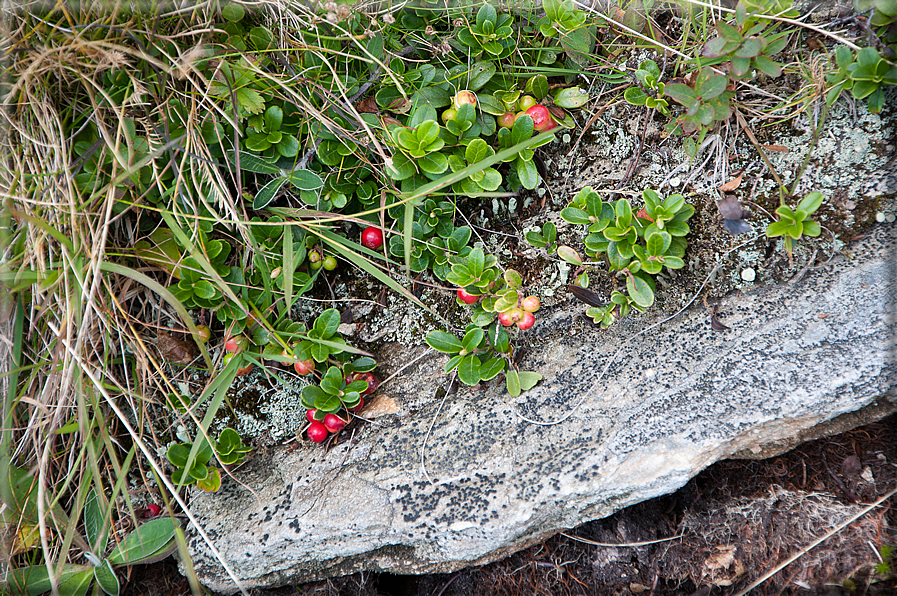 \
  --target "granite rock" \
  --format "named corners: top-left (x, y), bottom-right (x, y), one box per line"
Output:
top-left (184, 223), bottom-right (896, 594)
